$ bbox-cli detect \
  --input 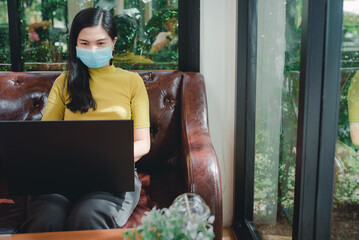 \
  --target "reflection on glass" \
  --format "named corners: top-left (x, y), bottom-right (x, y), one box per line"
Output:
top-left (113, 1), bottom-right (178, 70)
top-left (19, 0), bottom-right (178, 71)
top-left (334, 1), bottom-right (359, 239)
top-left (0, 0), bottom-right (10, 71)
top-left (254, 0), bottom-right (302, 238)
